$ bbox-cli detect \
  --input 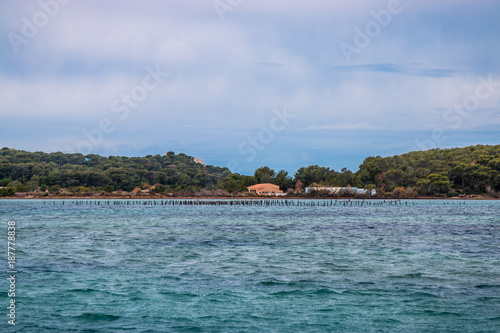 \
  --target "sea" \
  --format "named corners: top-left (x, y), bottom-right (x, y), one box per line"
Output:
top-left (1, 199), bottom-right (499, 332)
